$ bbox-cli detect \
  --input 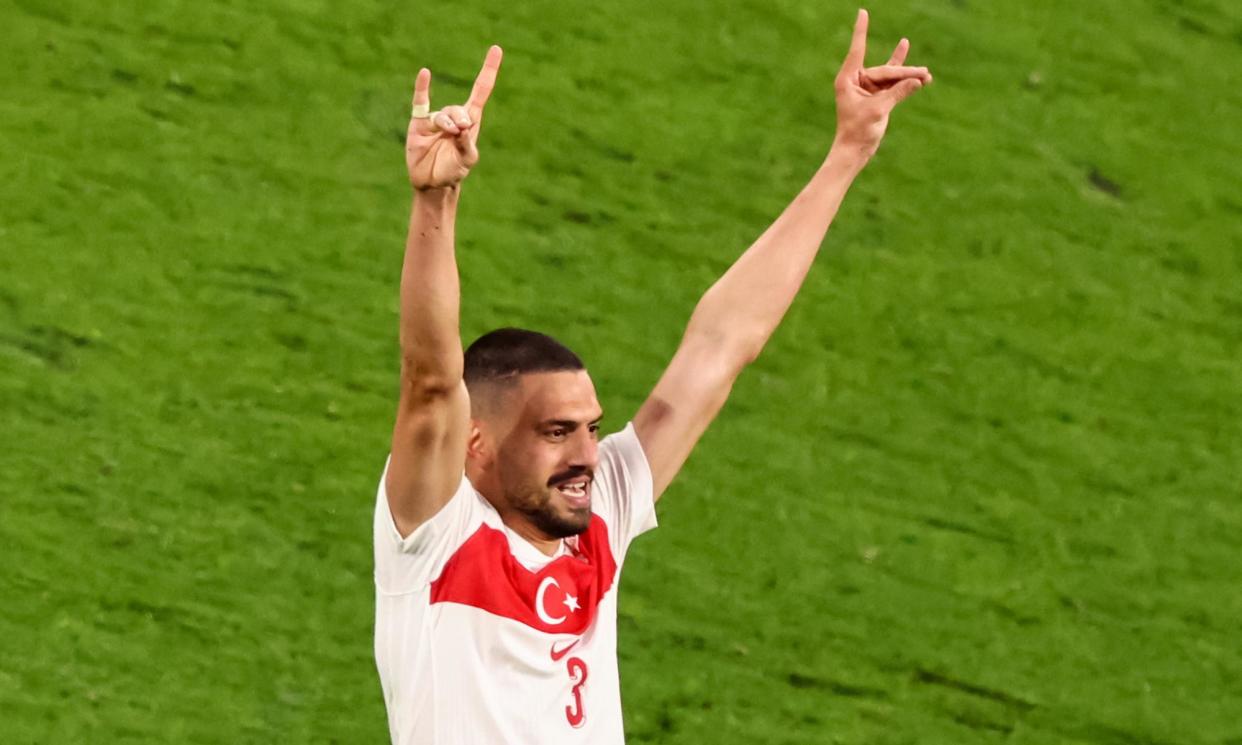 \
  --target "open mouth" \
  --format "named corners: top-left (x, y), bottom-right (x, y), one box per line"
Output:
top-left (553, 478), bottom-right (591, 507)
